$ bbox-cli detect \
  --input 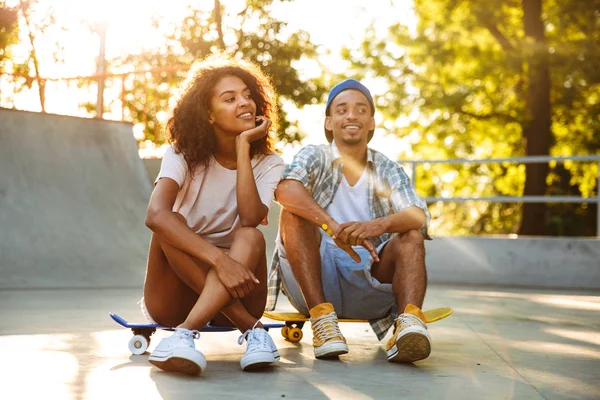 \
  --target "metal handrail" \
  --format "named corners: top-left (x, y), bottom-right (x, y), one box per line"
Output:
top-left (405, 154), bottom-right (600, 236)
top-left (0, 67), bottom-right (191, 119)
